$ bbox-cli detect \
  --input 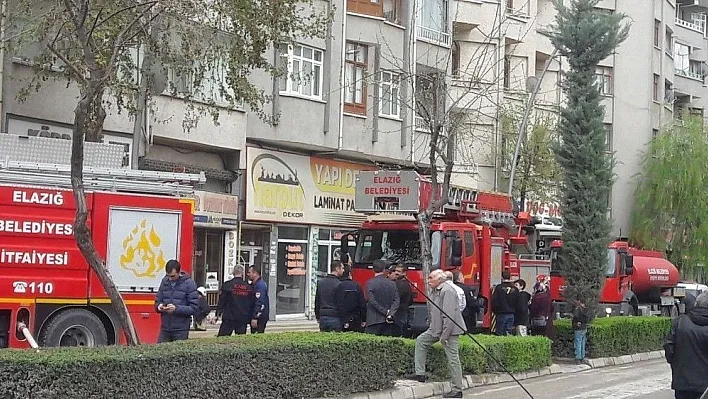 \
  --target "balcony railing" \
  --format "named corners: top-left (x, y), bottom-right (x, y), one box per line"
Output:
top-left (676, 17), bottom-right (707, 36)
top-left (416, 25), bottom-right (451, 46)
top-left (675, 68), bottom-right (705, 81)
